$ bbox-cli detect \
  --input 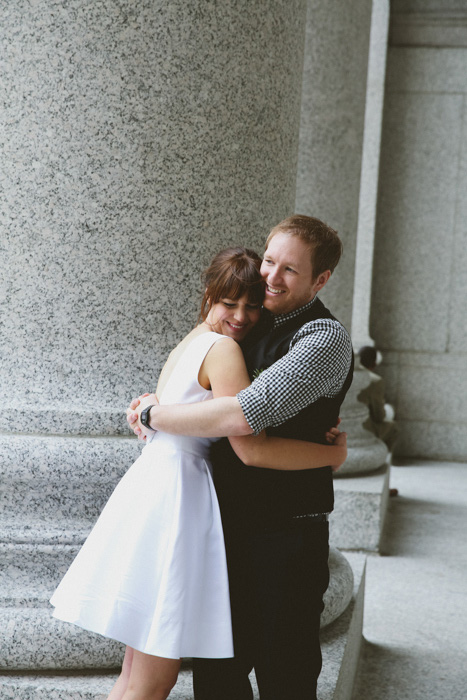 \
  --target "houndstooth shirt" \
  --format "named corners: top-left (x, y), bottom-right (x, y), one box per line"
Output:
top-left (237, 296), bottom-right (353, 435)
